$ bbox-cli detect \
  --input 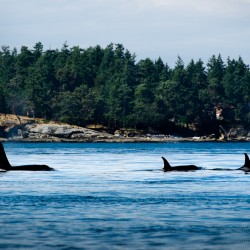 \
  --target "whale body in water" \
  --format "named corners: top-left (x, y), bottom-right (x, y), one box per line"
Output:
top-left (161, 157), bottom-right (200, 172)
top-left (0, 142), bottom-right (54, 171)
top-left (211, 153), bottom-right (250, 172)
